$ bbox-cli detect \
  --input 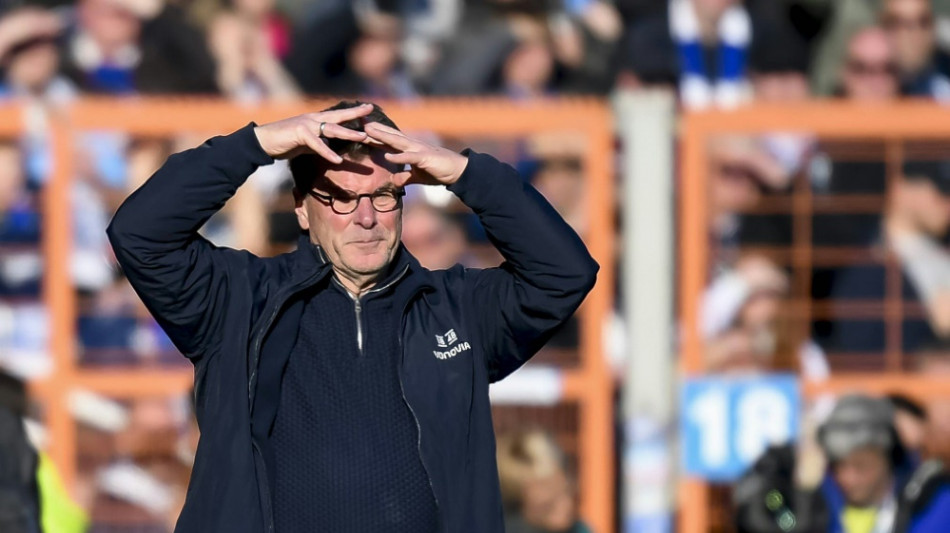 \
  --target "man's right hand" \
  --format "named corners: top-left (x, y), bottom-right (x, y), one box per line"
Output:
top-left (253, 103), bottom-right (375, 162)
